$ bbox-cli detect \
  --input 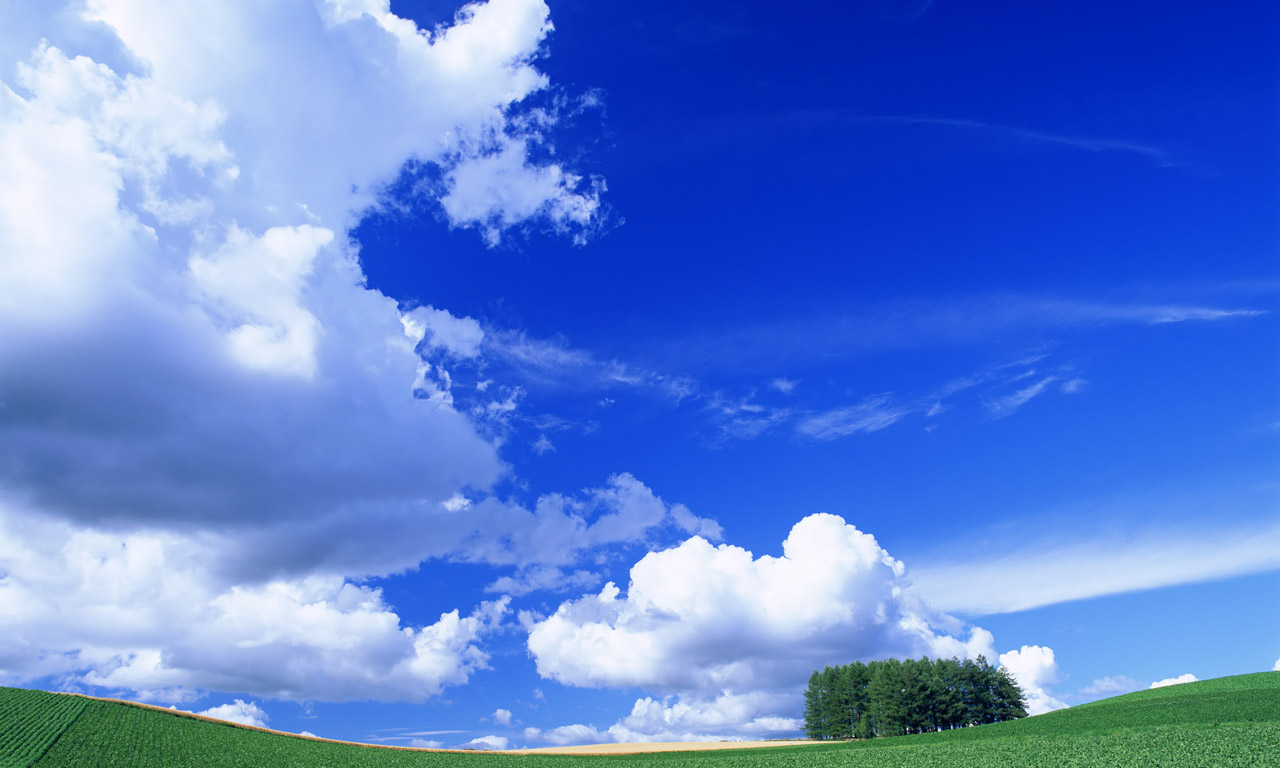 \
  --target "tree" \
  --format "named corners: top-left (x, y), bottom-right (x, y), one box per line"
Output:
top-left (802, 656), bottom-right (1029, 739)
top-left (803, 670), bottom-right (825, 739)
